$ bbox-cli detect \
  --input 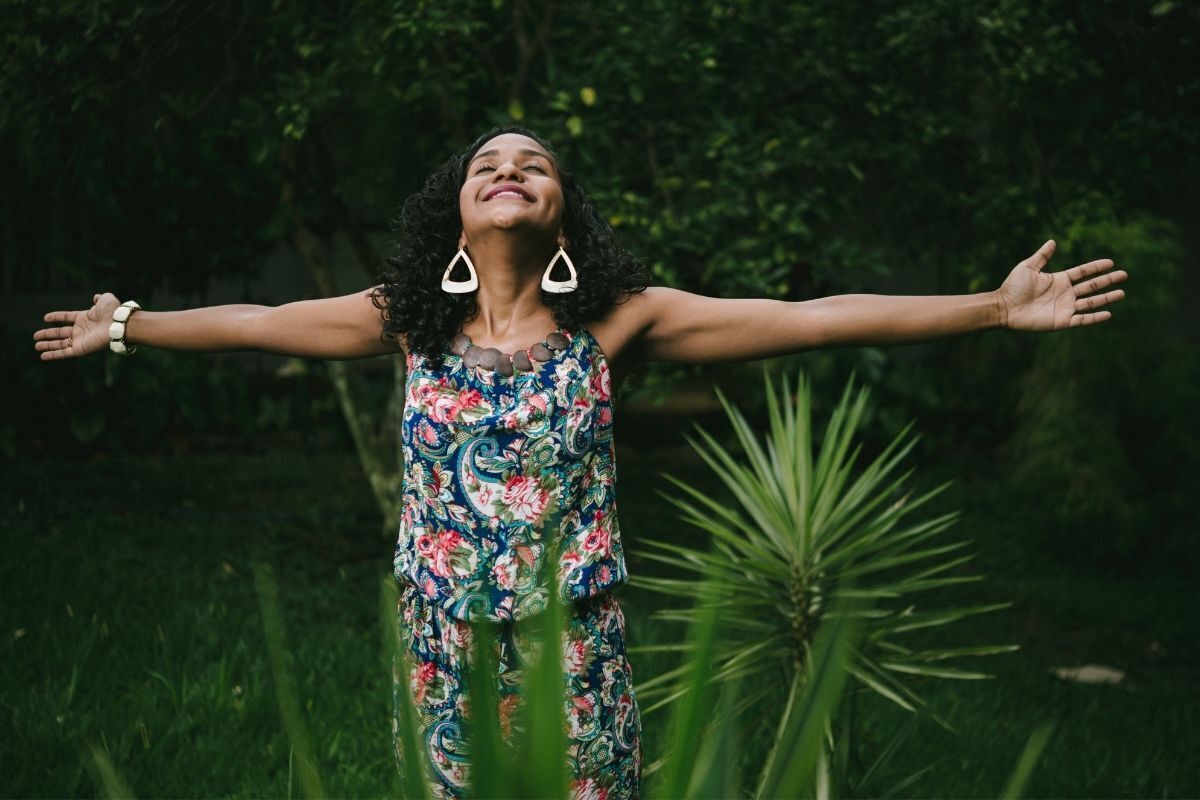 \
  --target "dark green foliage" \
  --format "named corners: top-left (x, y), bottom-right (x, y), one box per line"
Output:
top-left (1004, 214), bottom-right (1200, 570)
top-left (5, 0), bottom-right (1198, 436)
top-left (5, 3), bottom-right (1198, 572)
